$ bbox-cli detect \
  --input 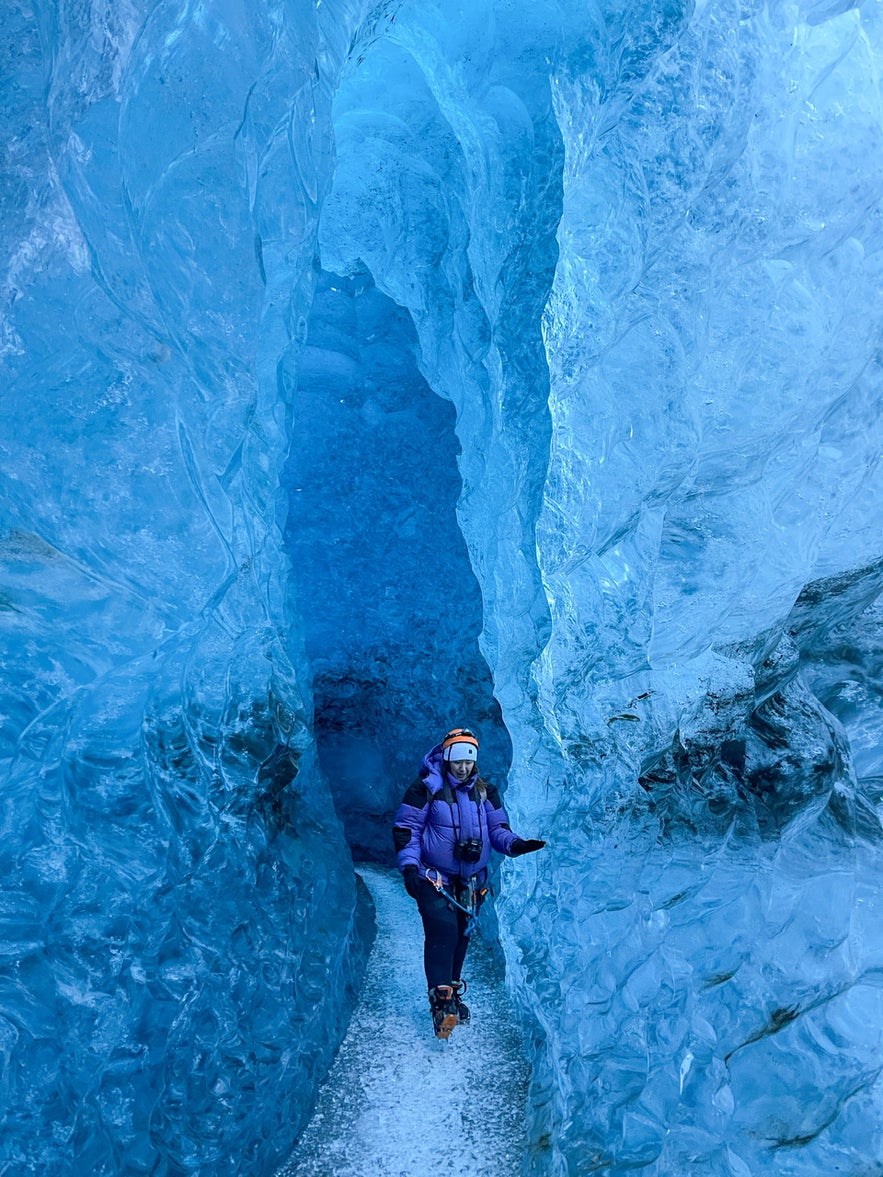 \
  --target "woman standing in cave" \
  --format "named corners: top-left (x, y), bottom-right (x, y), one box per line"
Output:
top-left (392, 727), bottom-right (545, 1038)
